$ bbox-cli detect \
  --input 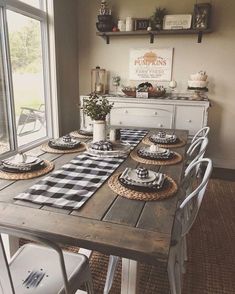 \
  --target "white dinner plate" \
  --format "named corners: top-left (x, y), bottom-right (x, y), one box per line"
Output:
top-left (151, 134), bottom-right (176, 140)
top-left (2, 155), bottom-right (40, 166)
top-left (86, 142), bottom-right (131, 158)
top-left (140, 146), bottom-right (168, 155)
